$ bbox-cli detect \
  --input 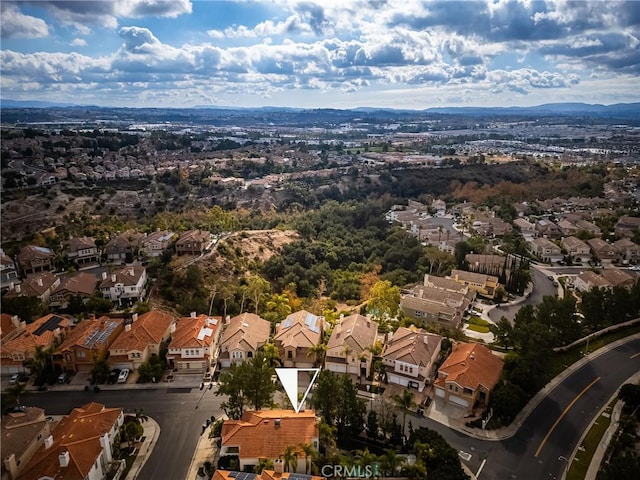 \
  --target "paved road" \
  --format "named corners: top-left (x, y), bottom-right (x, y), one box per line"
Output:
top-left (21, 386), bottom-right (225, 480)
top-left (488, 266), bottom-right (557, 323)
top-left (20, 337), bottom-right (640, 480)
